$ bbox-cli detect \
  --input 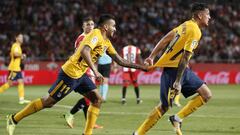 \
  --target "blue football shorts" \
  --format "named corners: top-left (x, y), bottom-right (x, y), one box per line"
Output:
top-left (160, 67), bottom-right (204, 108)
top-left (48, 69), bottom-right (96, 101)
